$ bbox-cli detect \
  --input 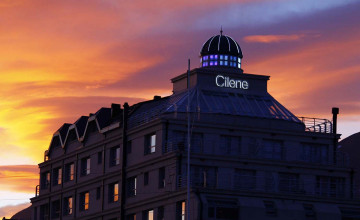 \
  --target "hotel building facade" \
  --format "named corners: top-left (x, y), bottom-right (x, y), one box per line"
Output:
top-left (30, 33), bottom-right (360, 220)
